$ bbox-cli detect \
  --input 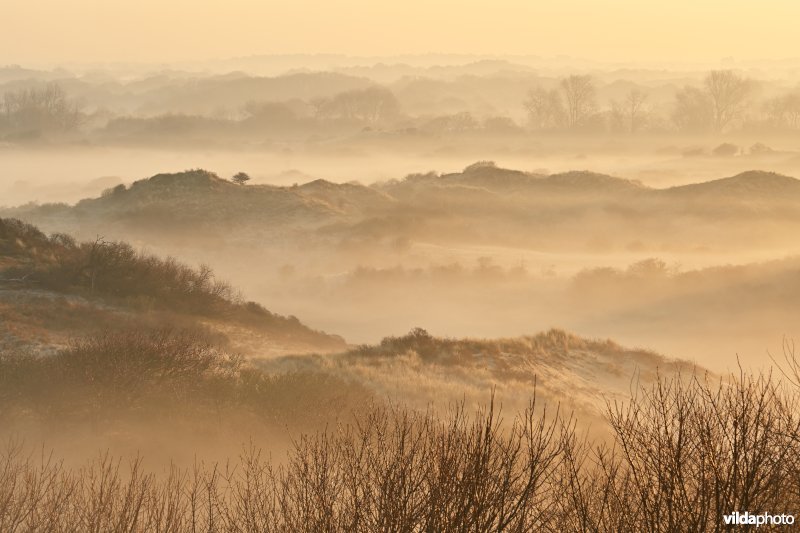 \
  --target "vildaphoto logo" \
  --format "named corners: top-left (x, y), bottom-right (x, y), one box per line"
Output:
top-left (723, 512), bottom-right (795, 527)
